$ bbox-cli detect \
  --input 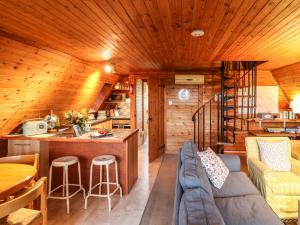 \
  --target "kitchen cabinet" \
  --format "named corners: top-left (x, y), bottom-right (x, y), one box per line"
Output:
top-left (7, 140), bottom-right (49, 177)
top-left (91, 119), bottom-right (113, 129)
